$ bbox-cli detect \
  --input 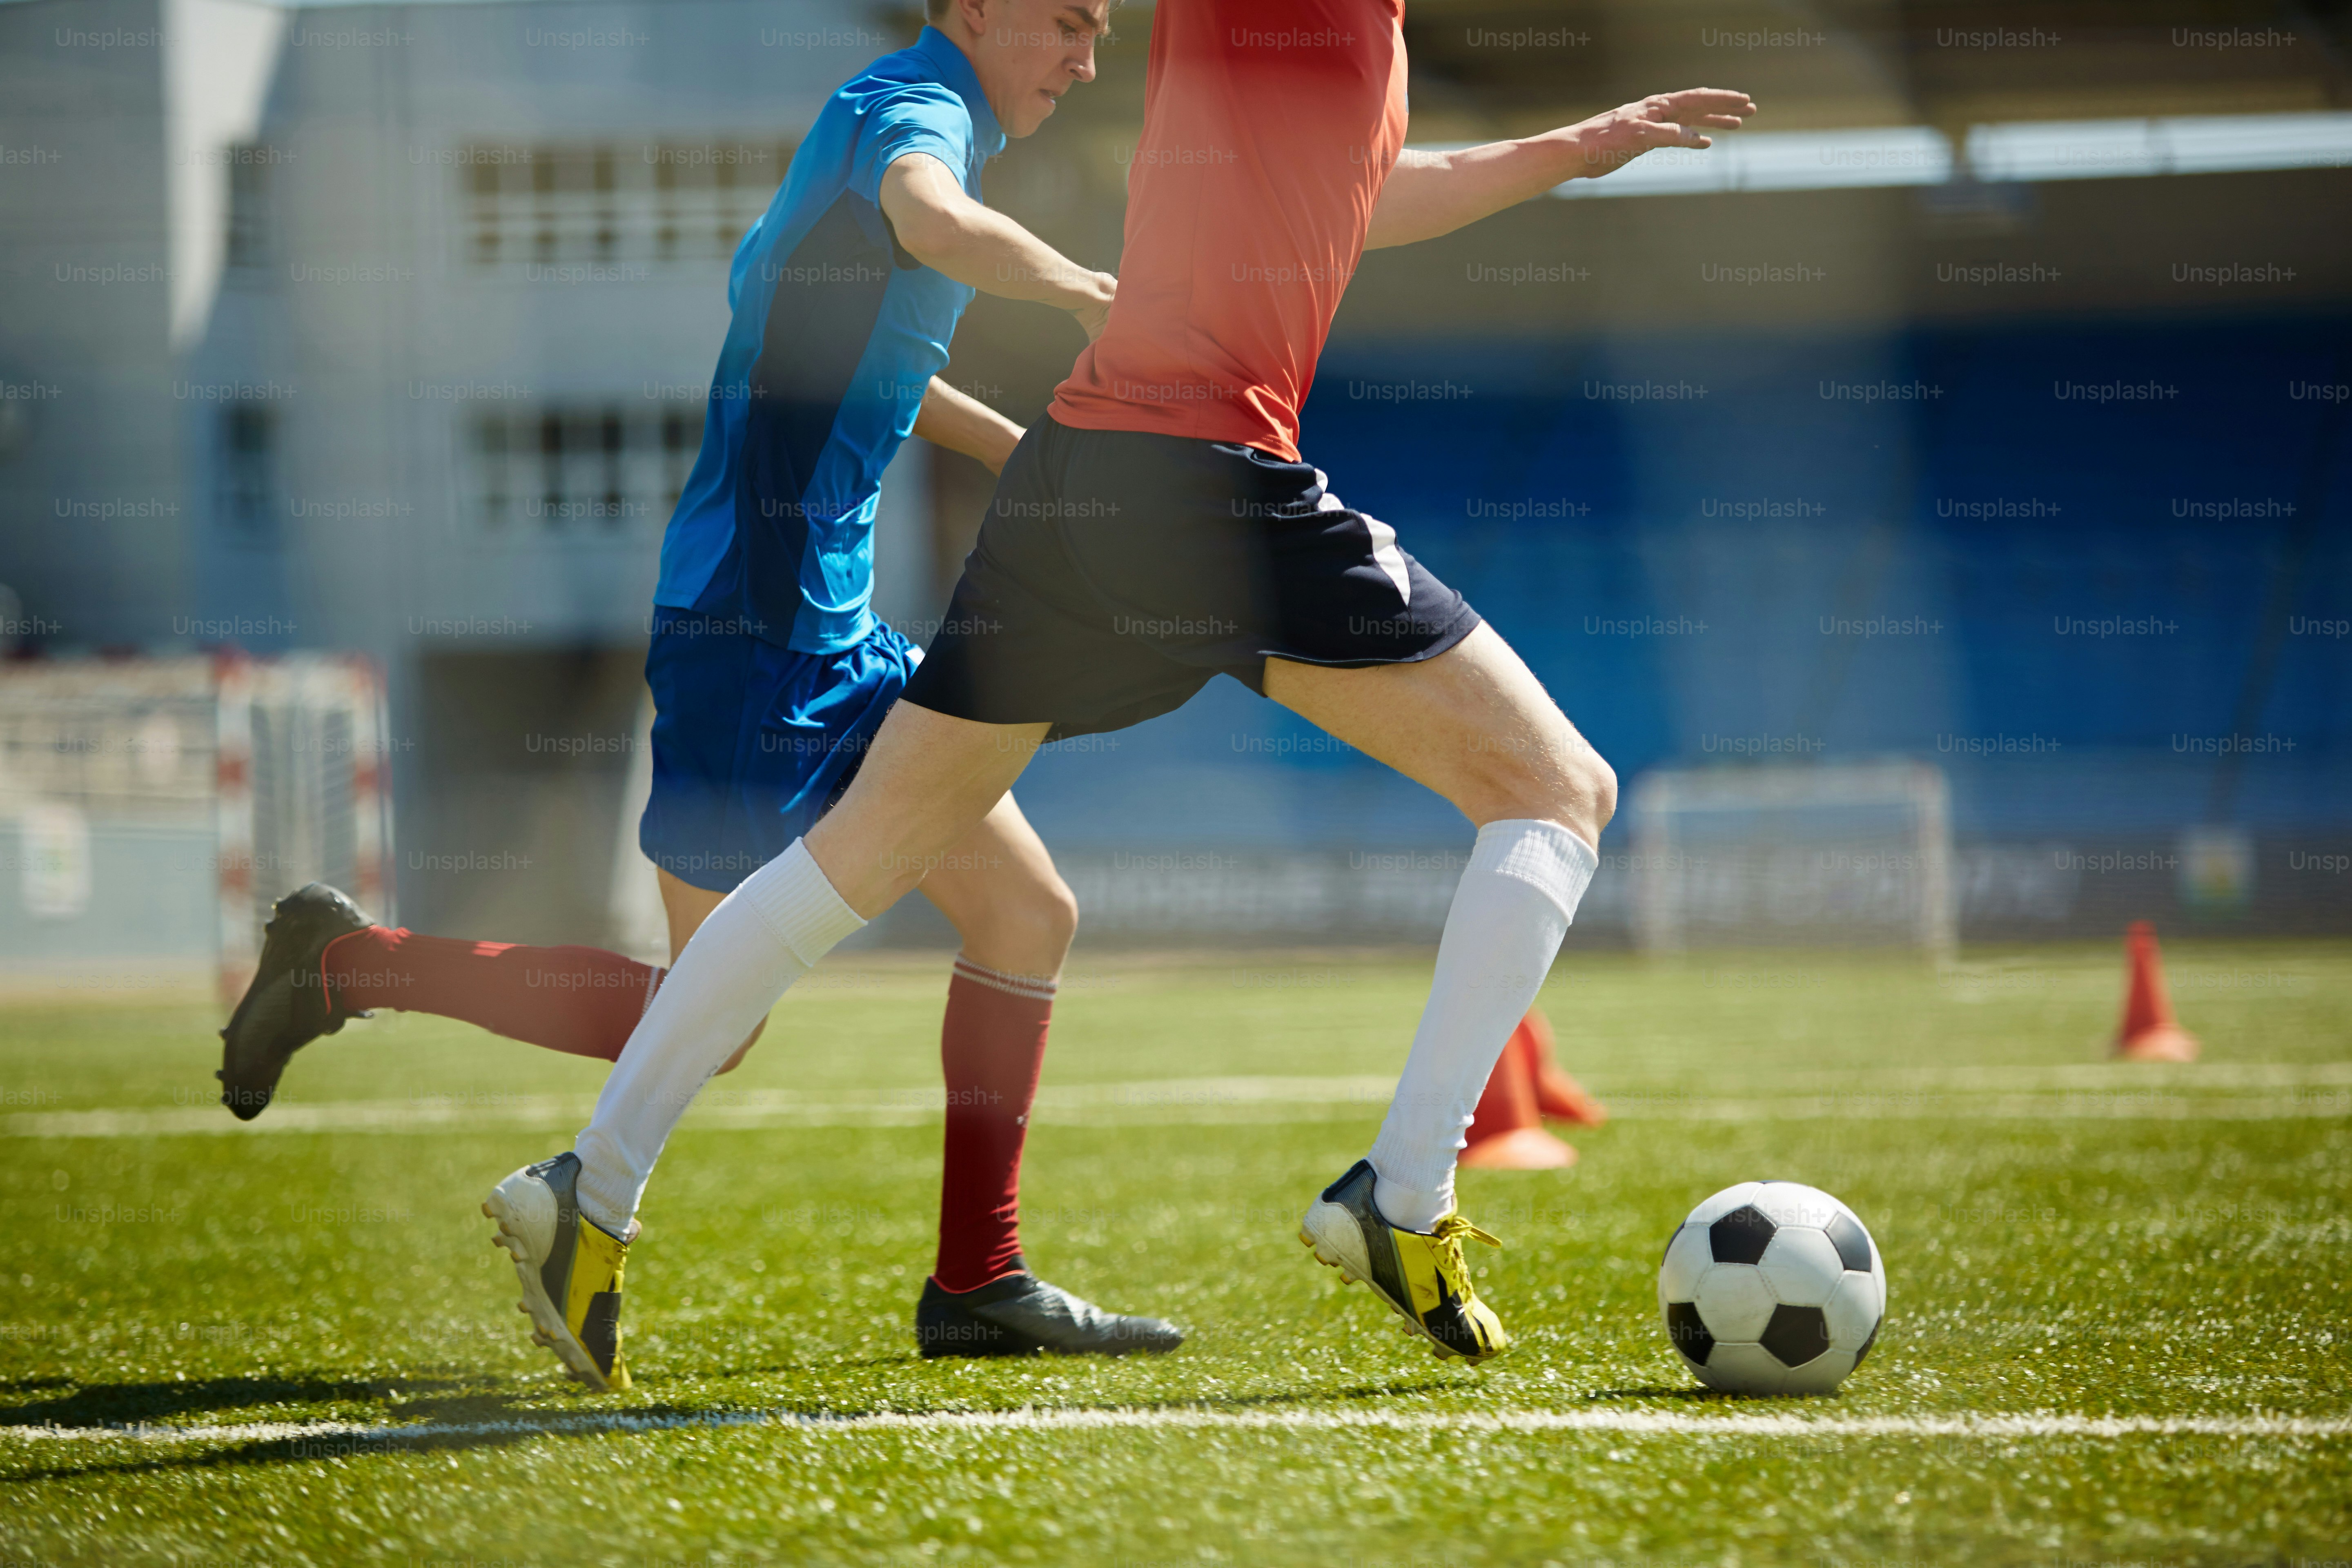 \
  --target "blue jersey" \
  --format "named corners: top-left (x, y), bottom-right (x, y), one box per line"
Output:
top-left (653, 27), bottom-right (1004, 653)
